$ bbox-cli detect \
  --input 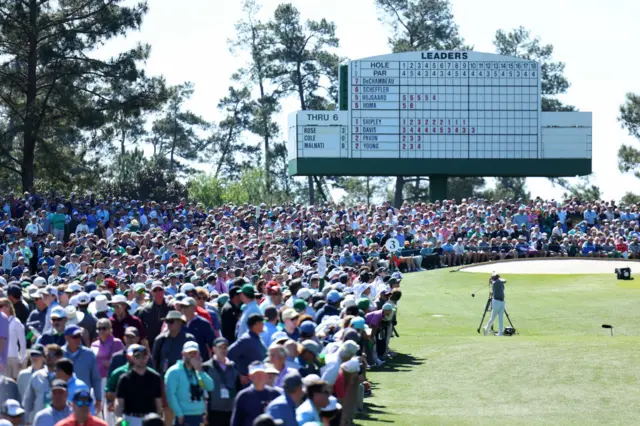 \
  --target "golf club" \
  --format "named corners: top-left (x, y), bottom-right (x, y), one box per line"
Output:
top-left (602, 324), bottom-right (613, 337)
top-left (471, 282), bottom-right (490, 297)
